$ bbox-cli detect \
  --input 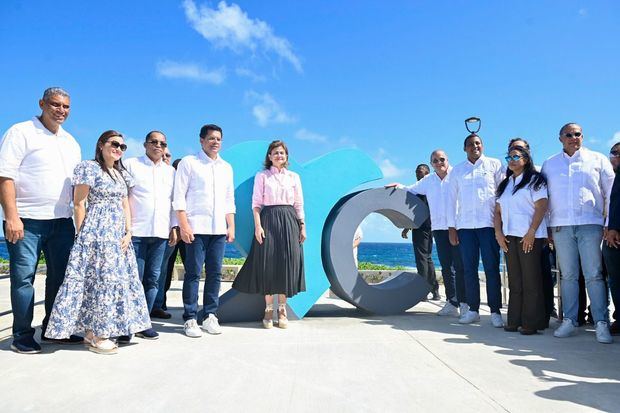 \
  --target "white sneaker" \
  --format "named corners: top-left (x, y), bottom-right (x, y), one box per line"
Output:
top-left (458, 310), bottom-right (480, 324)
top-left (201, 314), bottom-right (222, 335)
top-left (596, 321), bottom-right (613, 344)
top-left (490, 313), bottom-right (504, 328)
top-left (459, 303), bottom-right (469, 317)
top-left (554, 318), bottom-right (577, 338)
top-left (437, 302), bottom-right (459, 317)
top-left (184, 319), bottom-right (202, 338)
